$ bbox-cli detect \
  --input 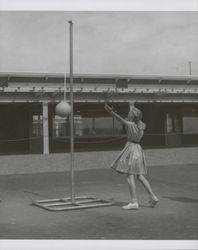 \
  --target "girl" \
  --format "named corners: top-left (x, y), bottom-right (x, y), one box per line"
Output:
top-left (104, 102), bottom-right (158, 210)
